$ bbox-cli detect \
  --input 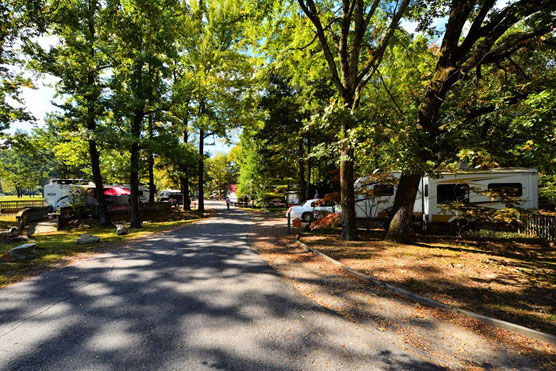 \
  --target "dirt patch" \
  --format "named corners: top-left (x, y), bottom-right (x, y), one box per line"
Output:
top-left (248, 216), bottom-right (556, 369)
top-left (302, 230), bottom-right (556, 336)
